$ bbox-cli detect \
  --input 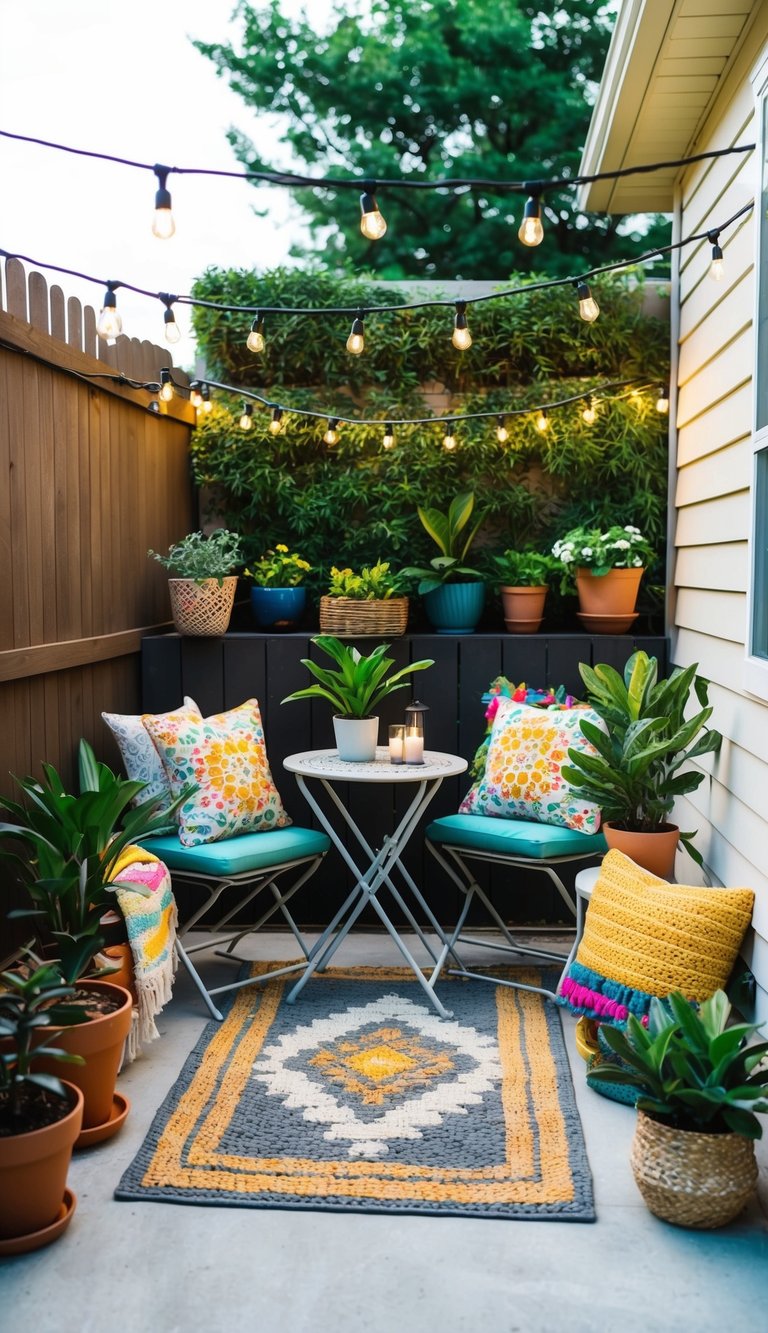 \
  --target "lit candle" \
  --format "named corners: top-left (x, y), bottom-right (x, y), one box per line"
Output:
top-left (404, 731), bottom-right (424, 764)
top-left (388, 724), bottom-right (405, 764)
